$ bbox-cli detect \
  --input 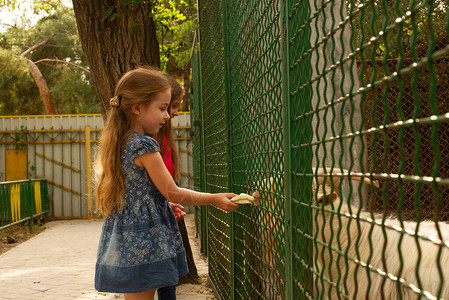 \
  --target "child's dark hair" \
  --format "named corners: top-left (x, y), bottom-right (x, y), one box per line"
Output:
top-left (96, 68), bottom-right (170, 217)
top-left (165, 74), bottom-right (184, 102)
